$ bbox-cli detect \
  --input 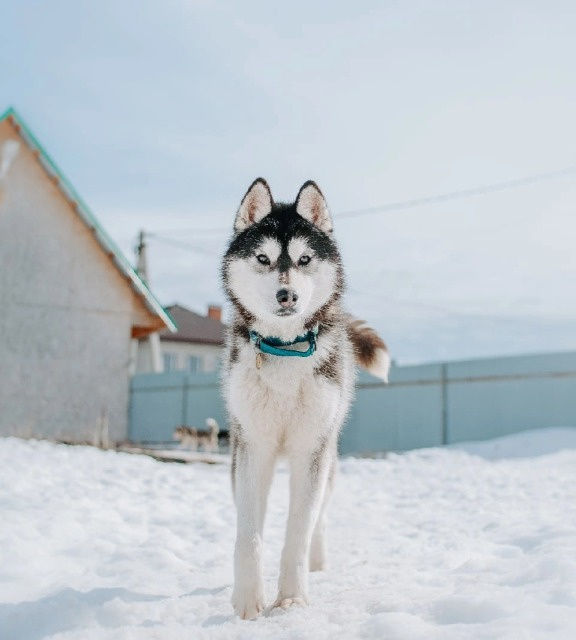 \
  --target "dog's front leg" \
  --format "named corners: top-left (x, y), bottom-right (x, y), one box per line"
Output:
top-left (309, 455), bottom-right (336, 571)
top-left (232, 439), bottom-right (276, 620)
top-left (274, 442), bottom-right (332, 609)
